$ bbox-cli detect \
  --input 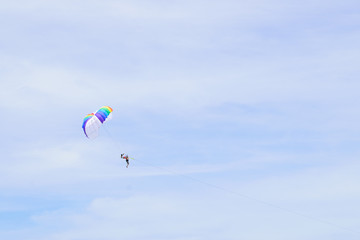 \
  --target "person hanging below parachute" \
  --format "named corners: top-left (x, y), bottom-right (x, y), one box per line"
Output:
top-left (82, 106), bottom-right (134, 168)
top-left (121, 153), bottom-right (130, 168)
